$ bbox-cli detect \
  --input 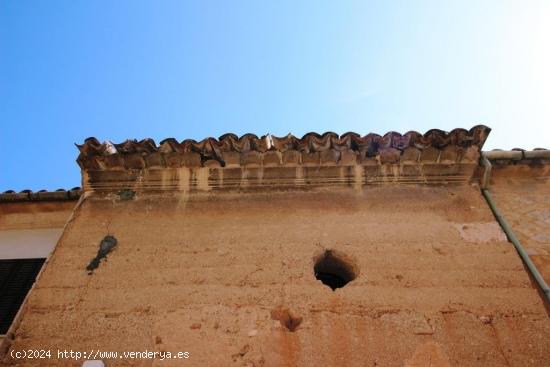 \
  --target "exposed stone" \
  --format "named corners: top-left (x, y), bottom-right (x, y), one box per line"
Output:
top-left (479, 315), bottom-right (492, 324)
top-left (454, 223), bottom-right (507, 243)
top-left (404, 342), bottom-right (451, 367)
